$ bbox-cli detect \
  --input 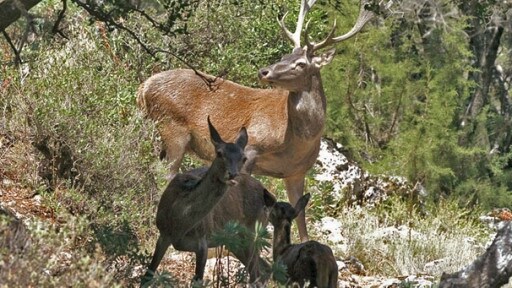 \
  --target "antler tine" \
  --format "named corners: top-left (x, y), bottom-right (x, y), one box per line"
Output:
top-left (278, 12), bottom-right (300, 48)
top-left (310, 0), bottom-right (377, 53)
top-left (278, 0), bottom-right (318, 49)
top-left (305, 19), bottom-right (338, 53)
